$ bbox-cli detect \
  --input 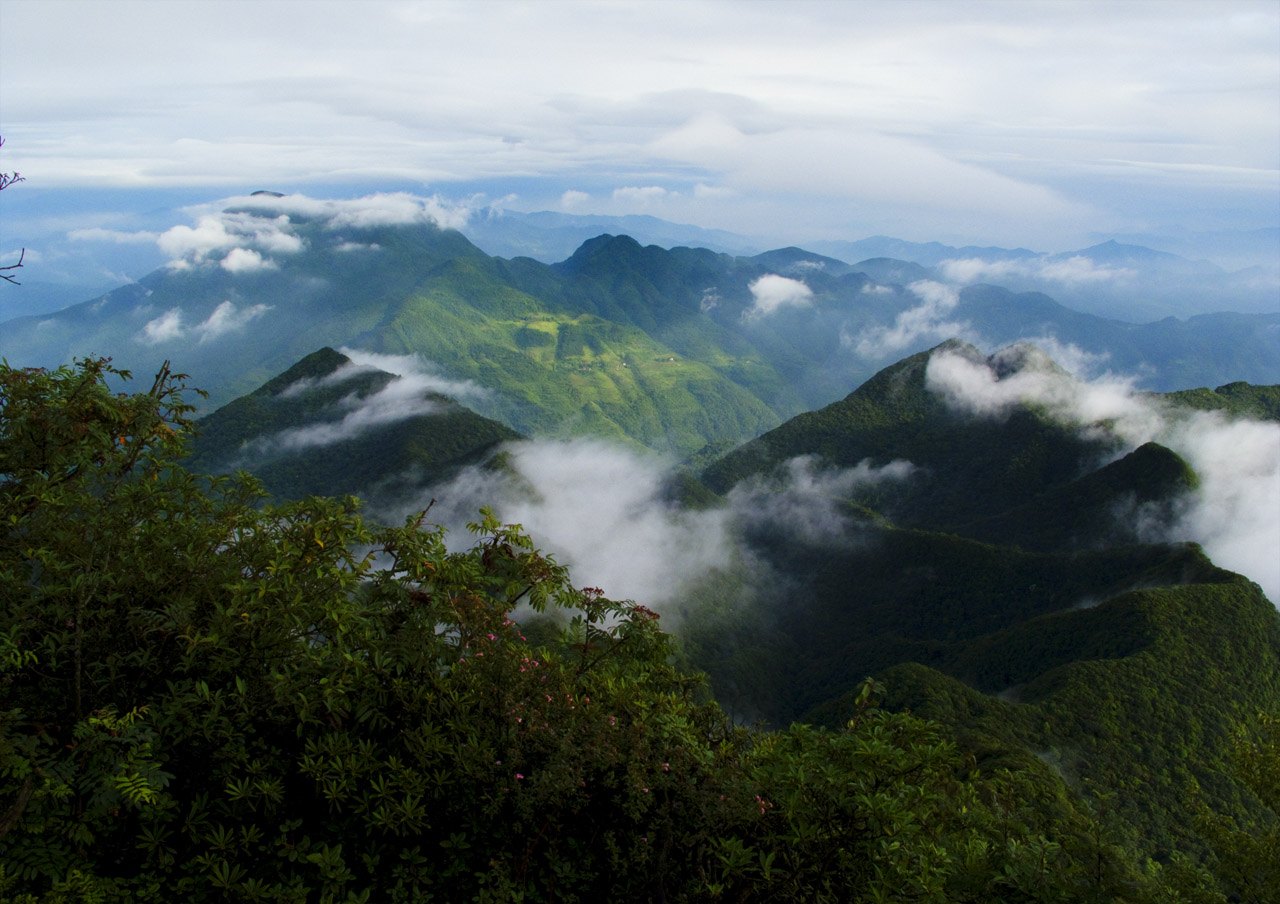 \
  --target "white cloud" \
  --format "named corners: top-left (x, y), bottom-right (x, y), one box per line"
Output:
top-left (744, 273), bottom-right (812, 319)
top-left (333, 241), bottom-right (381, 253)
top-left (925, 345), bottom-right (1280, 603)
top-left (1038, 256), bottom-right (1135, 284)
top-left (139, 309), bottom-right (183, 344)
top-left (727, 455), bottom-right (916, 544)
top-left (68, 227), bottom-right (159, 244)
top-left (693, 182), bottom-right (735, 199)
top-left (157, 210), bottom-right (303, 267)
top-left (152, 192), bottom-right (480, 270)
top-left (340, 349), bottom-right (487, 402)
top-left (248, 349), bottom-right (488, 454)
top-left (395, 439), bottom-right (736, 611)
top-left (194, 300), bottom-right (271, 342)
top-left (939, 256), bottom-right (1136, 285)
top-left (385, 441), bottom-right (916, 614)
top-left (234, 192), bottom-right (474, 232)
top-left (559, 189), bottom-right (590, 208)
top-left (220, 247), bottom-right (277, 273)
top-left (137, 299), bottom-right (272, 344)
top-left (612, 185), bottom-right (674, 205)
top-left (157, 217), bottom-right (237, 261)
top-left (267, 392), bottom-right (444, 452)
top-left (849, 279), bottom-right (969, 359)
